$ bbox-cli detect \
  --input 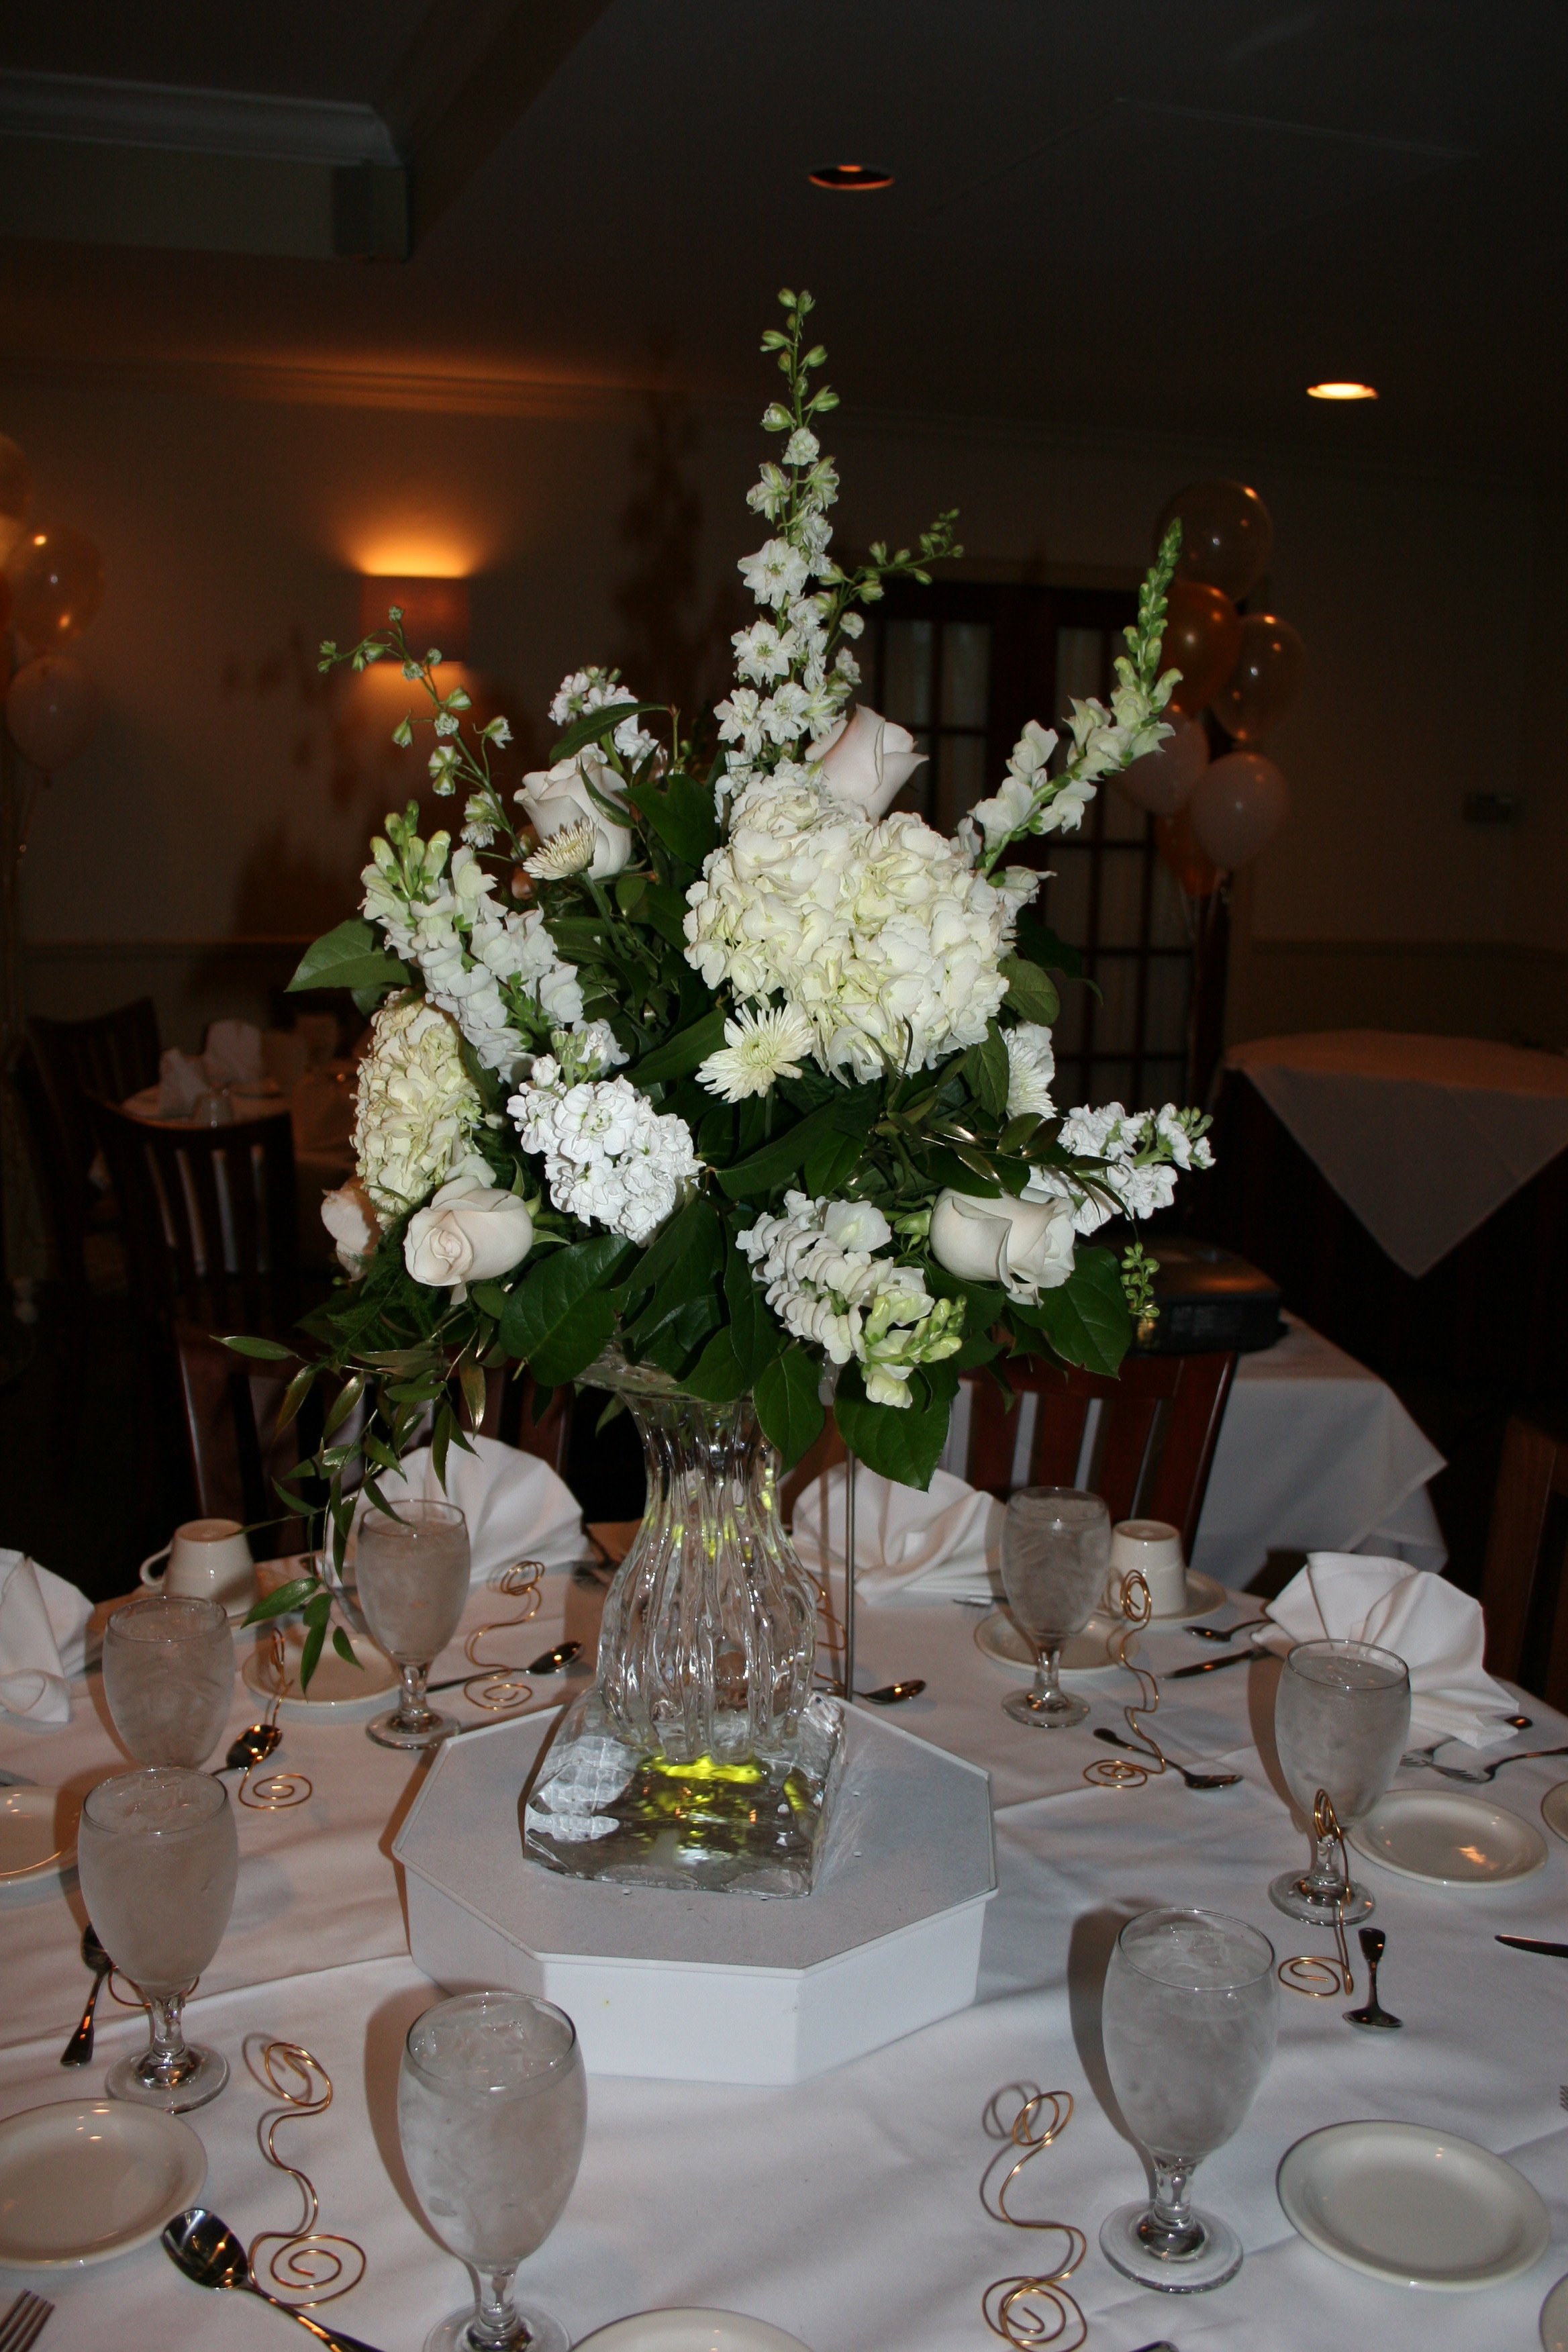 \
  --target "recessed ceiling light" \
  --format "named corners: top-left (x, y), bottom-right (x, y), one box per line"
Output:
top-left (1307, 381), bottom-right (1378, 401)
top-left (810, 162), bottom-right (893, 191)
